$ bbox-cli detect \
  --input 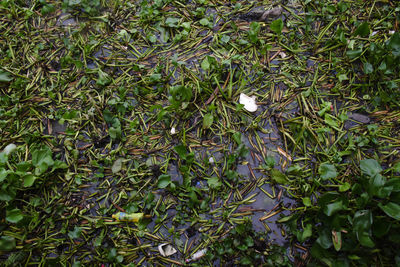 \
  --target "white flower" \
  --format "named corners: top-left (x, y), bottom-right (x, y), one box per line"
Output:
top-left (209, 157), bottom-right (214, 164)
top-left (239, 93), bottom-right (258, 112)
top-left (170, 127), bottom-right (177, 135)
